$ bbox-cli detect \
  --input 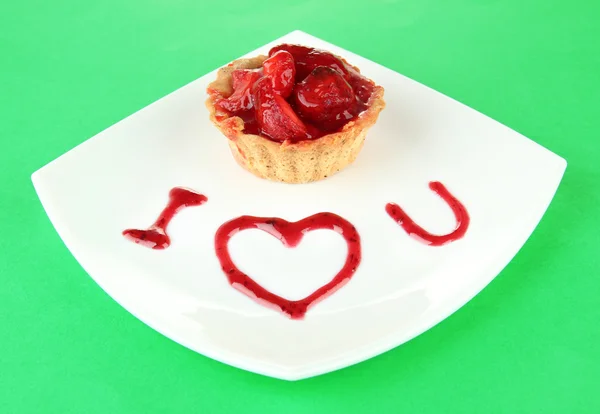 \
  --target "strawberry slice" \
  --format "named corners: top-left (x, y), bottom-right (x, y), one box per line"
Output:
top-left (231, 69), bottom-right (257, 90)
top-left (253, 77), bottom-right (308, 142)
top-left (262, 50), bottom-right (296, 98)
top-left (217, 69), bottom-right (261, 112)
top-left (292, 66), bottom-right (356, 131)
top-left (269, 44), bottom-right (349, 82)
top-left (269, 44), bottom-right (313, 57)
